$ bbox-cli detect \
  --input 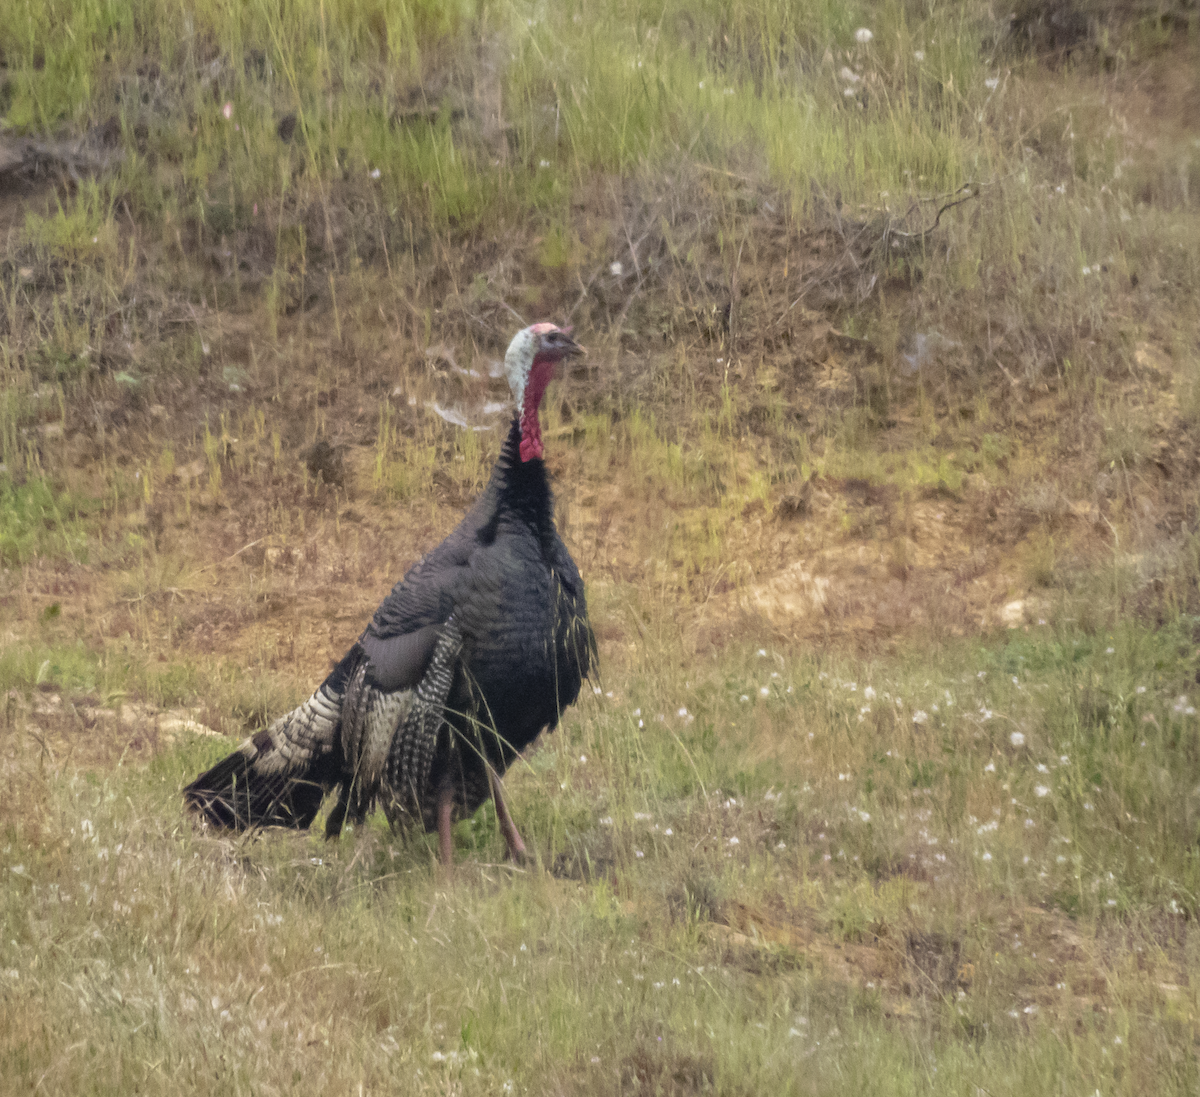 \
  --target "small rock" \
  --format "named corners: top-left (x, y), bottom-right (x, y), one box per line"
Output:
top-left (999, 600), bottom-right (1025, 627)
